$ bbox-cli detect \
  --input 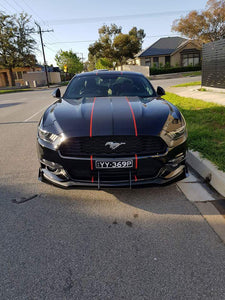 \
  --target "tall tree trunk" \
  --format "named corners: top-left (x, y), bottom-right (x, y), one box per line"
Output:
top-left (8, 67), bottom-right (16, 87)
top-left (120, 61), bottom-right (123, 71)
